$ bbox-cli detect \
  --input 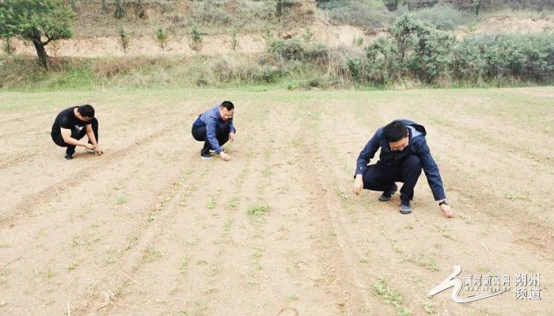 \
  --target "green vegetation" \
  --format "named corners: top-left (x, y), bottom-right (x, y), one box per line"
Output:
top-left (0, 1), bottom-right (552, 90)
top-left (115, 0), bottom-right (125, 19)
top-left (0, 0), bottom-right (74, 68)
top-left (142, 248), bottom-right (163, 263)
top-left (247, 204), bottom-right (271, 217)
top-left (405, 4), bottom-right (475, 30)
top-left (155, 26), bottom-right (169, 52)
top-left (230, 27), bottom-right (239, 51)
top-left (373, 278), bottom-right (411, 316)
top-left (320, 0), bottom-right (390, 29)
top-left (190, 25), bottom-right (202, 51)
top-left (118, 26), bottom-right (131, 55)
